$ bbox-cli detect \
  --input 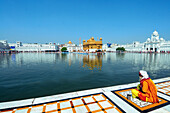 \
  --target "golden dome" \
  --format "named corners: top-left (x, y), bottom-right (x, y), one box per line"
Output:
top-left (91, 37), bottom-right (94, 40)
top-left (100, 37), bottom-right (102, 40)
top-left (68, 41), bottom-right (72, 44)
top-left (83, 40), bottom-right (86, 42)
